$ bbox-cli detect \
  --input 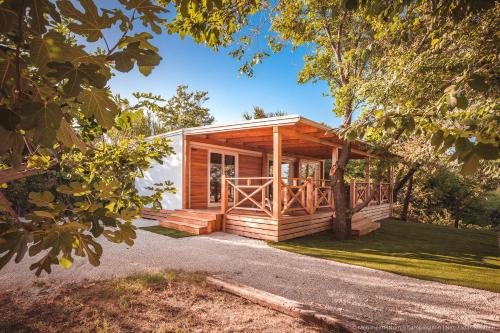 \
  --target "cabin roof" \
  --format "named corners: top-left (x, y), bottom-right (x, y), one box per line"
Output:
top-left (149, 115), bottom-right (377, 159)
